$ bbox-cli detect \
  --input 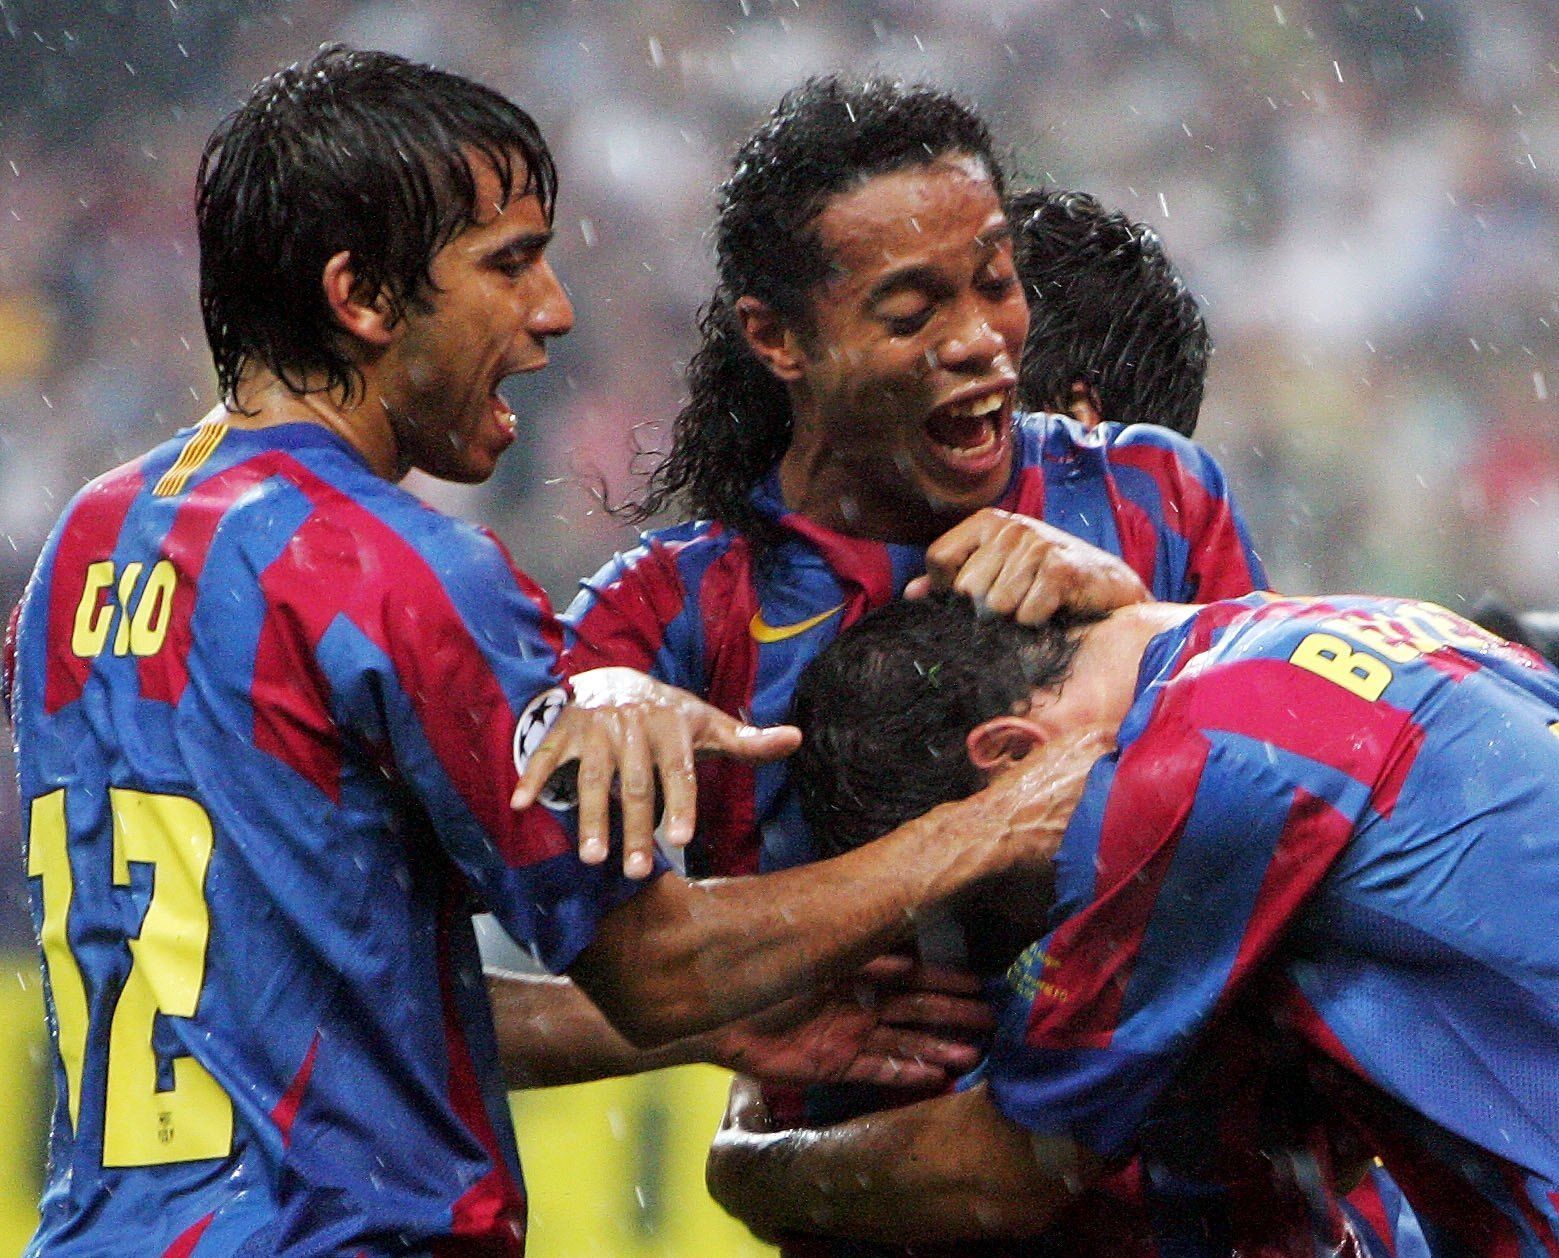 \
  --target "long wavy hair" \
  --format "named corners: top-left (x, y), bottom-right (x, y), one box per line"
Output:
top-left (627, 77), bottom-right (1005, 552)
